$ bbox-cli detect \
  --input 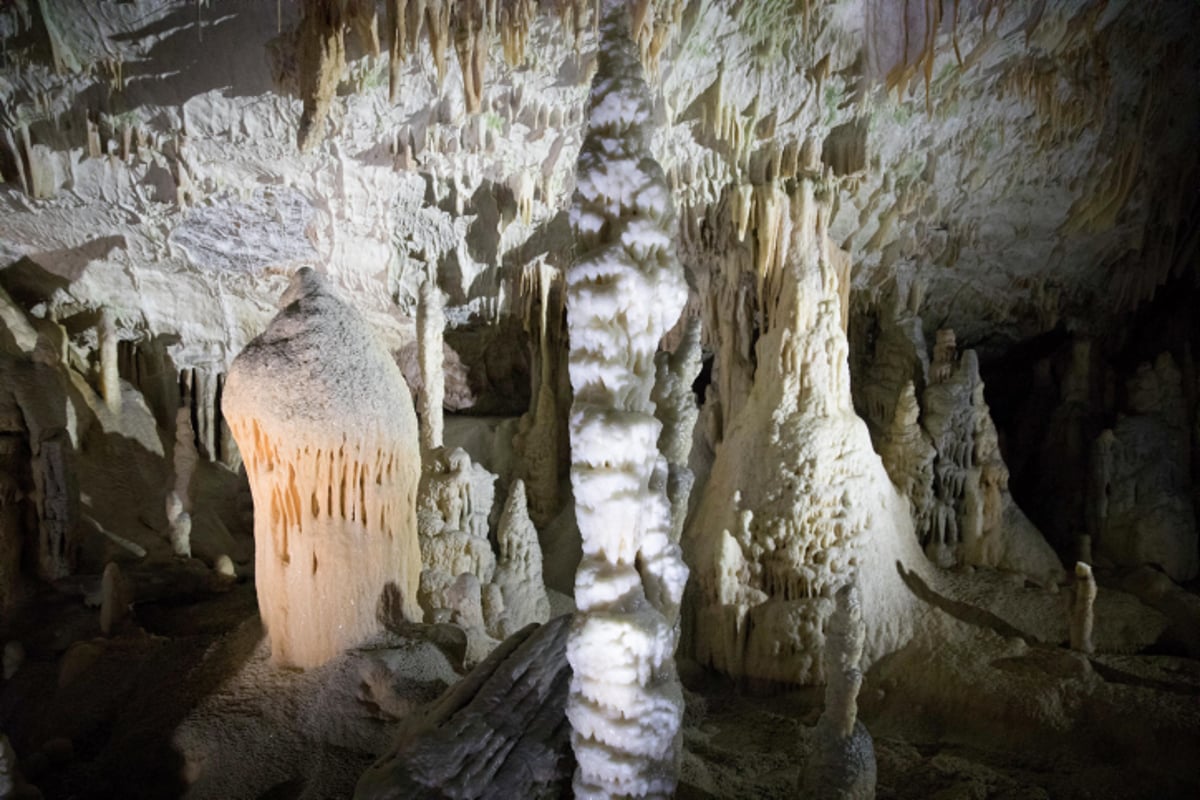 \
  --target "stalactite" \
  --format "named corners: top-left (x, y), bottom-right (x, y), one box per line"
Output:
top-left (386, 0), bottom-right (407, 102)
top-left (500, 0), bottom-right (536, 66)
top-left (426, 0), bottom-right (452, 89)
top-left (174, 406), bottom-right (198, 514)
top-left (98, 311), bottom-right (121, 415)
top-left (1070, 562), bottom-right (1096, 654)
top-left (513, 260), bottom-right (563, 528)
top-left (451, 0), bottom-right (488, 114)
top-left (297, 0), bottom-right (347, 152)
top-left (553, 0), bottom-right (592, 51)
top-left (346, 0), bottom-right (381, 58)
